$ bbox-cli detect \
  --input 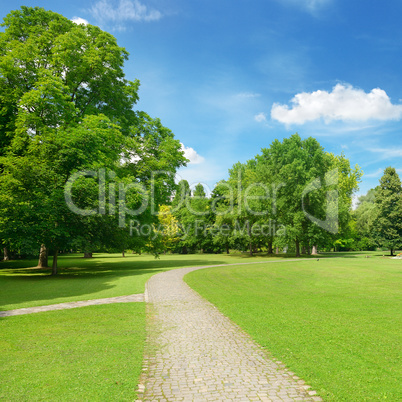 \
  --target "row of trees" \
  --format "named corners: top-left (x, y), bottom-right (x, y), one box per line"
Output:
top-left (159, 134), bottom-right (364, 256)
top-left (159, 160), bottom-right (402, 256)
